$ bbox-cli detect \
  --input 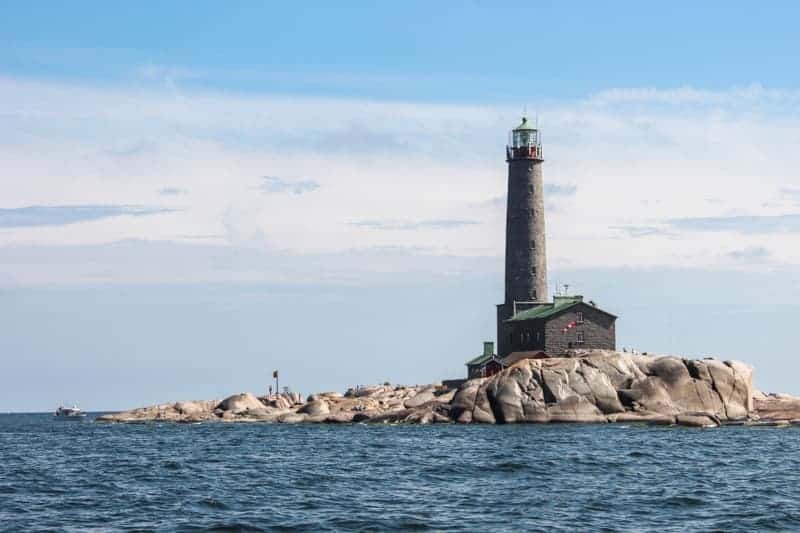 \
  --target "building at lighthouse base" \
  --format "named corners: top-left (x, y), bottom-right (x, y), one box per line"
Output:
top-left (501, 295), bottom-right (616, 356)
top-left (467, 296), bottom-right (617, 379)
